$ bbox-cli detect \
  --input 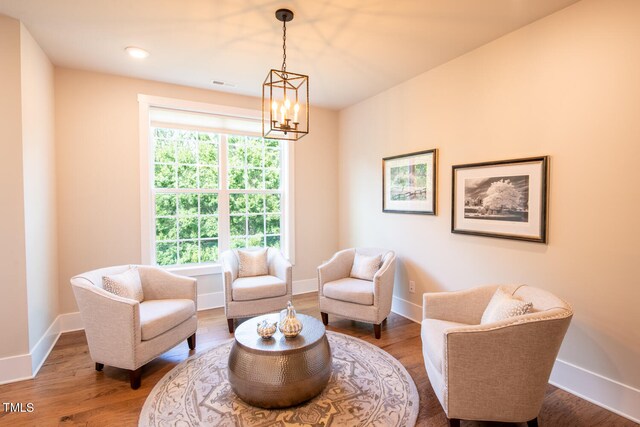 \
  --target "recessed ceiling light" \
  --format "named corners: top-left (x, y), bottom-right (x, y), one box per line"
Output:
top-left (125, 46), bottom-right (149, 59)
